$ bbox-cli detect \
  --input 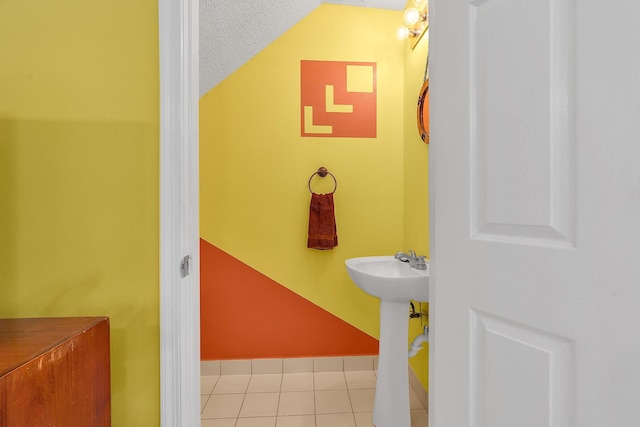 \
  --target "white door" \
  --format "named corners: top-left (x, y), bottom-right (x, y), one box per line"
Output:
top-left (429, 0), bottom-right (640, 426)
